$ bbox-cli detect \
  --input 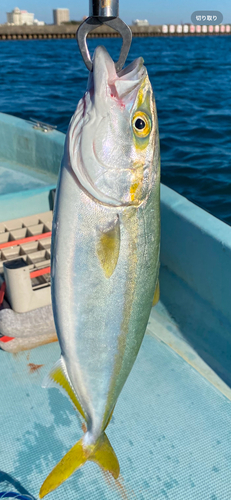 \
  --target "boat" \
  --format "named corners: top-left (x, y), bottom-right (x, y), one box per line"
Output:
top-left (0, 111), bottom-right (231, 499)
top-left (0, 113), bottom-right (65, 352)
